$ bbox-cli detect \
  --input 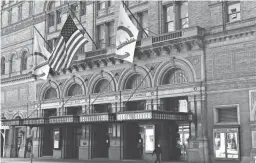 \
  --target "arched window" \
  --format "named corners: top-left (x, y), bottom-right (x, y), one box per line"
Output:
top-left (162, 68), bottom-right (188, 85)
top-left (94, 79), bottom-right (111, 93)
top-left (67, 84), bottom-right (83, 96)
top-left (10, 54), bottom-right (17, 73)
top-left (44, 87), bottom-right (57, 100)
top-left (125, 74), bottom-right (147, 90)
top-left (21, 52), bottom-right (27, 71)
top-left (1, 57), bottom-right (5, 75)
top-left (15, 116), bottom-right (21, 119)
